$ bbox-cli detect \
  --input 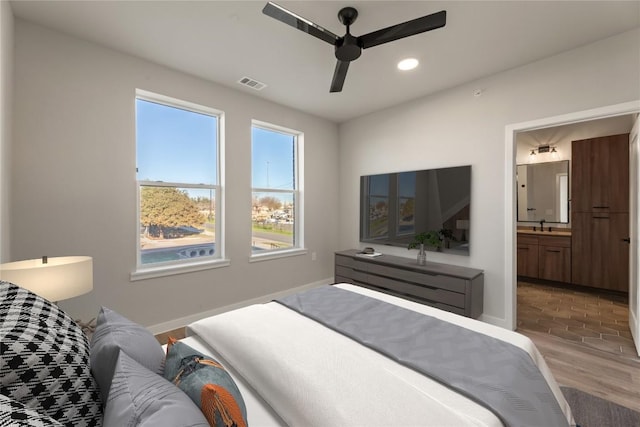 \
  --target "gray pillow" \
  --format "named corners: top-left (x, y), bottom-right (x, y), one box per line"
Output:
top-left (90, 306), bottom-right (164, 404)
top-left (103, 349), bottom-right (208, 427)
